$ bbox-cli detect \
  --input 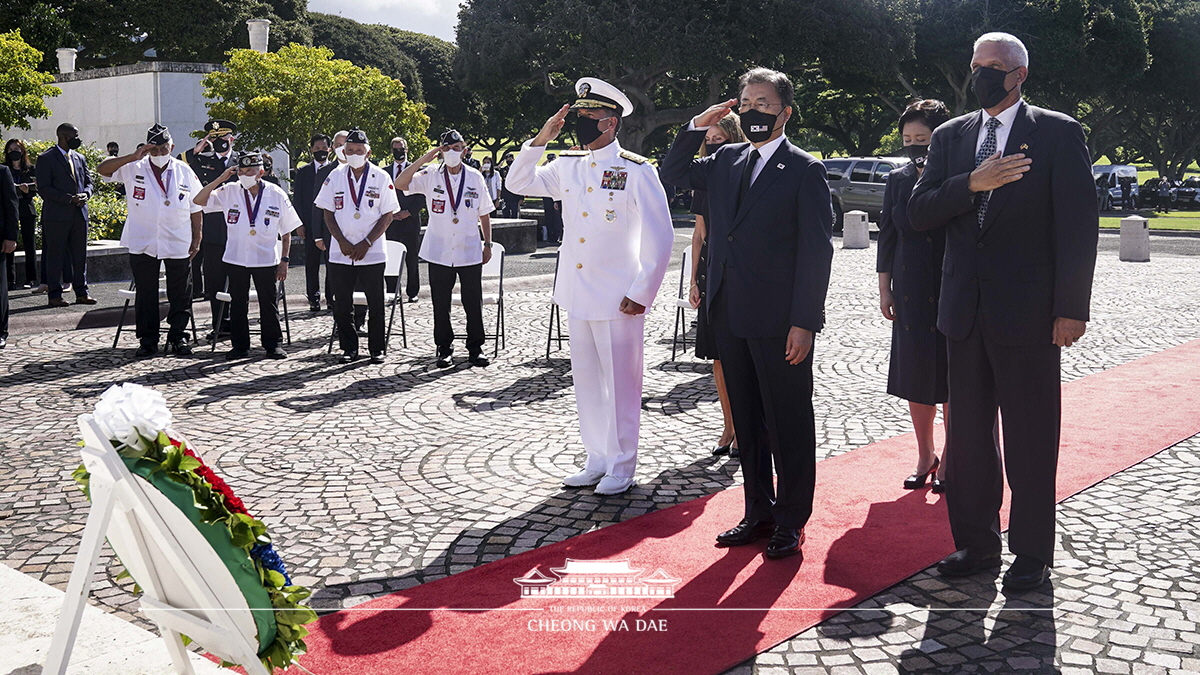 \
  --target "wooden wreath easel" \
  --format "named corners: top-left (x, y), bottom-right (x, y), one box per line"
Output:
top-left (43, 415), bottom-right (271, 675)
